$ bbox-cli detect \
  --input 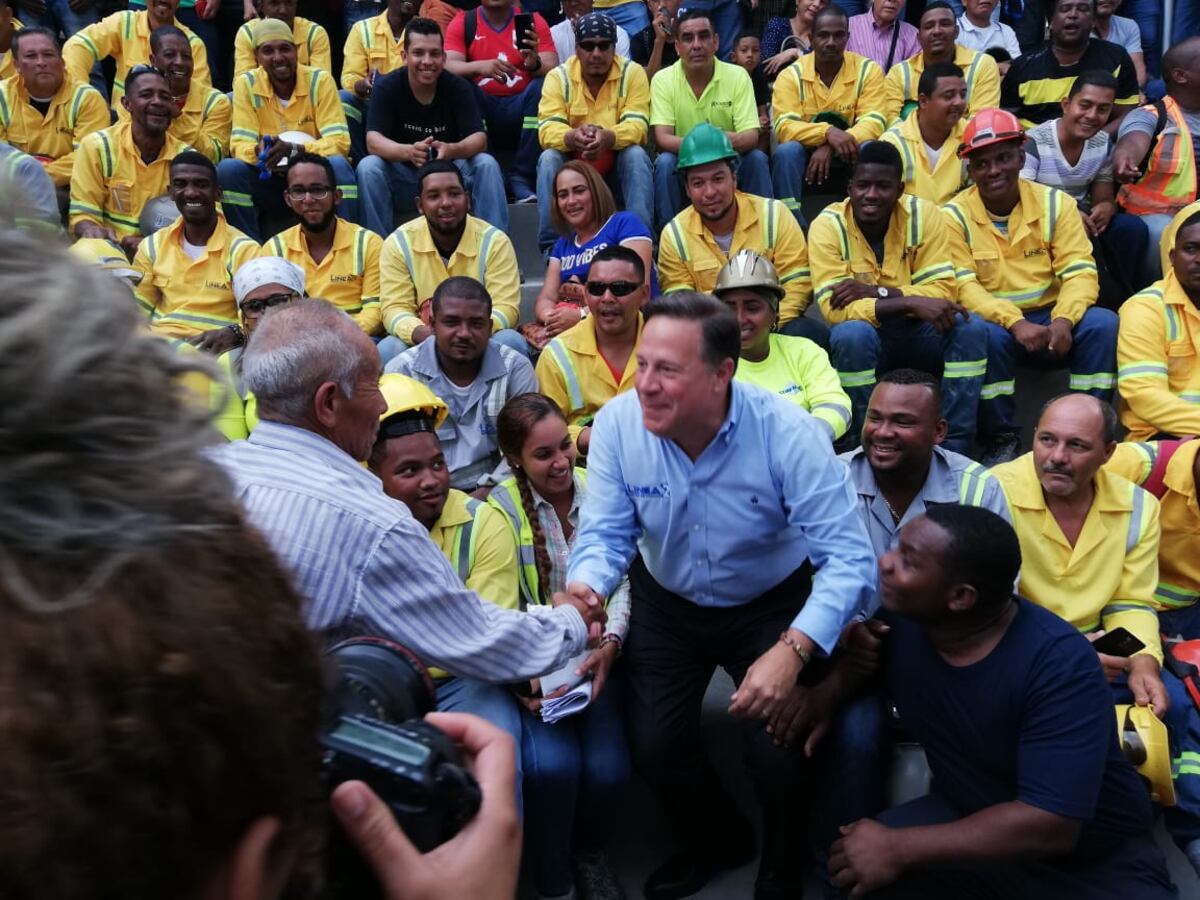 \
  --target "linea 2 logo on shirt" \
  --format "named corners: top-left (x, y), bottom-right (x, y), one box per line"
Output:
top-left (626, 482), bottom-right (671, 499)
